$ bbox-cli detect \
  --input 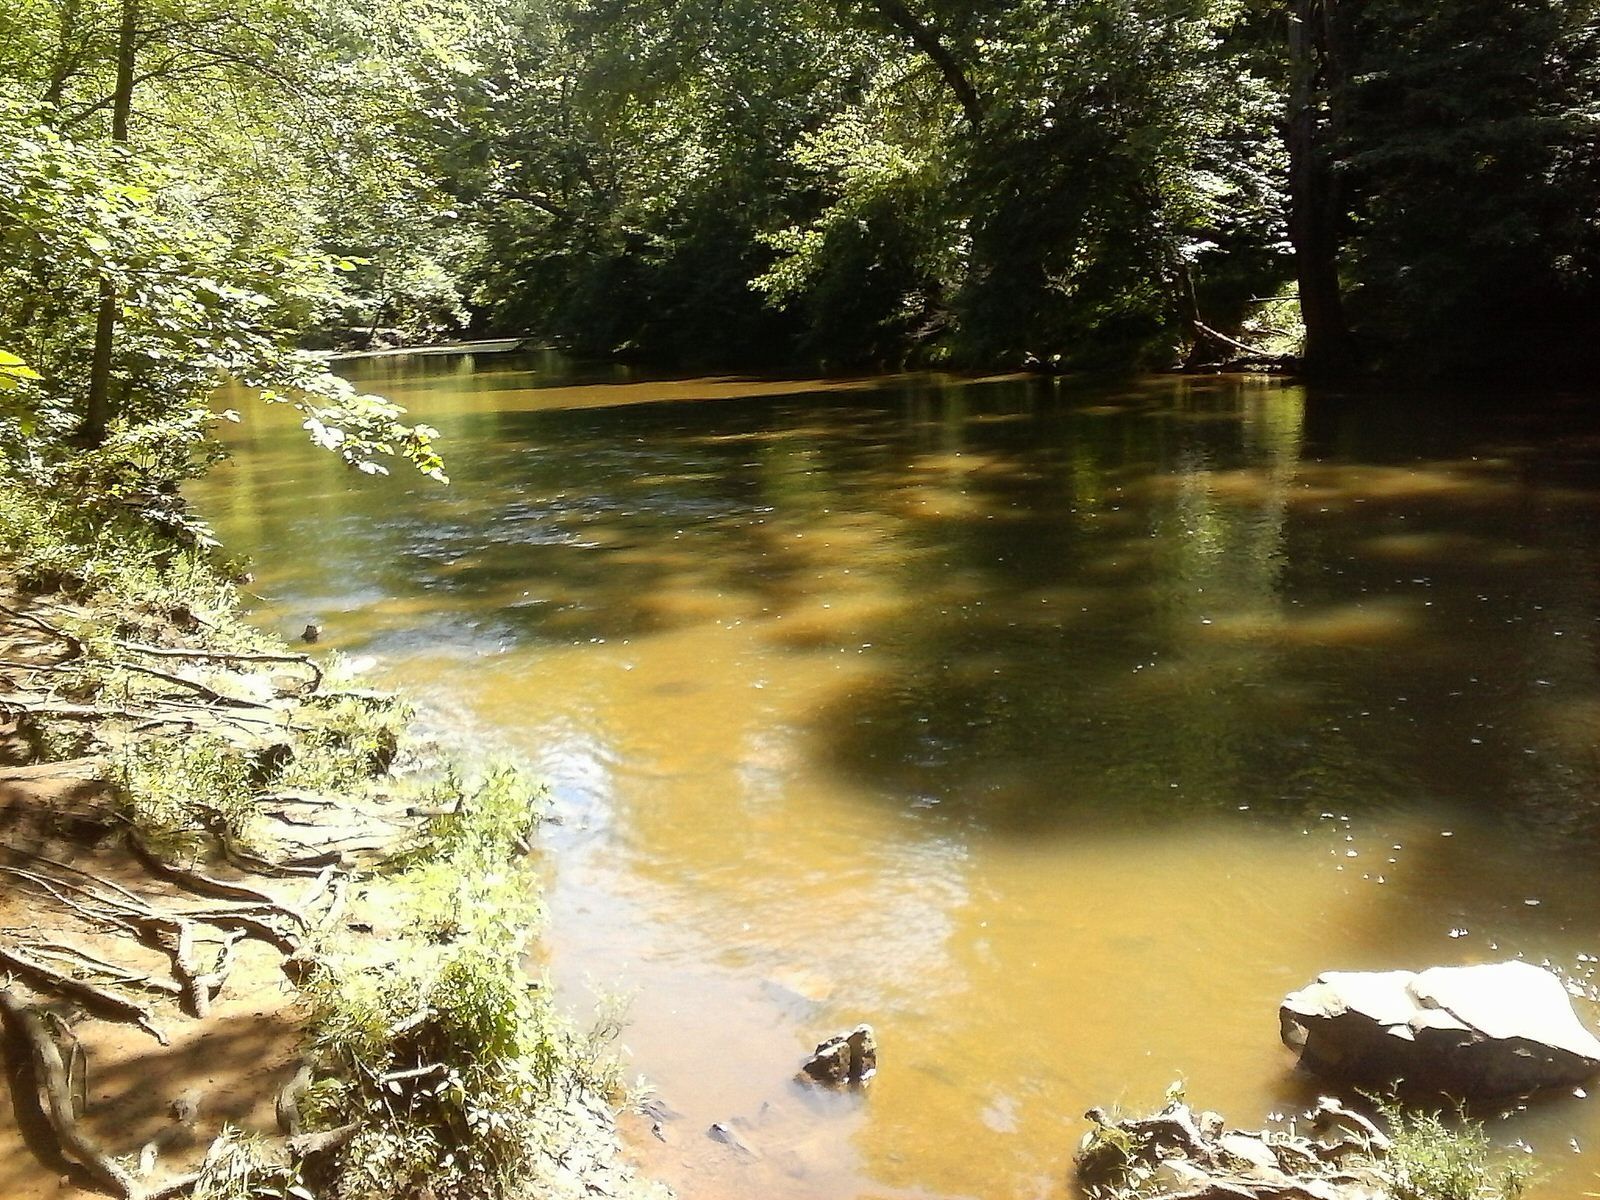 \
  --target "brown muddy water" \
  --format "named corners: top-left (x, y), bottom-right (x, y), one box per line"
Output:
top-left (193, 355), bottom-right (1600, 1199)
